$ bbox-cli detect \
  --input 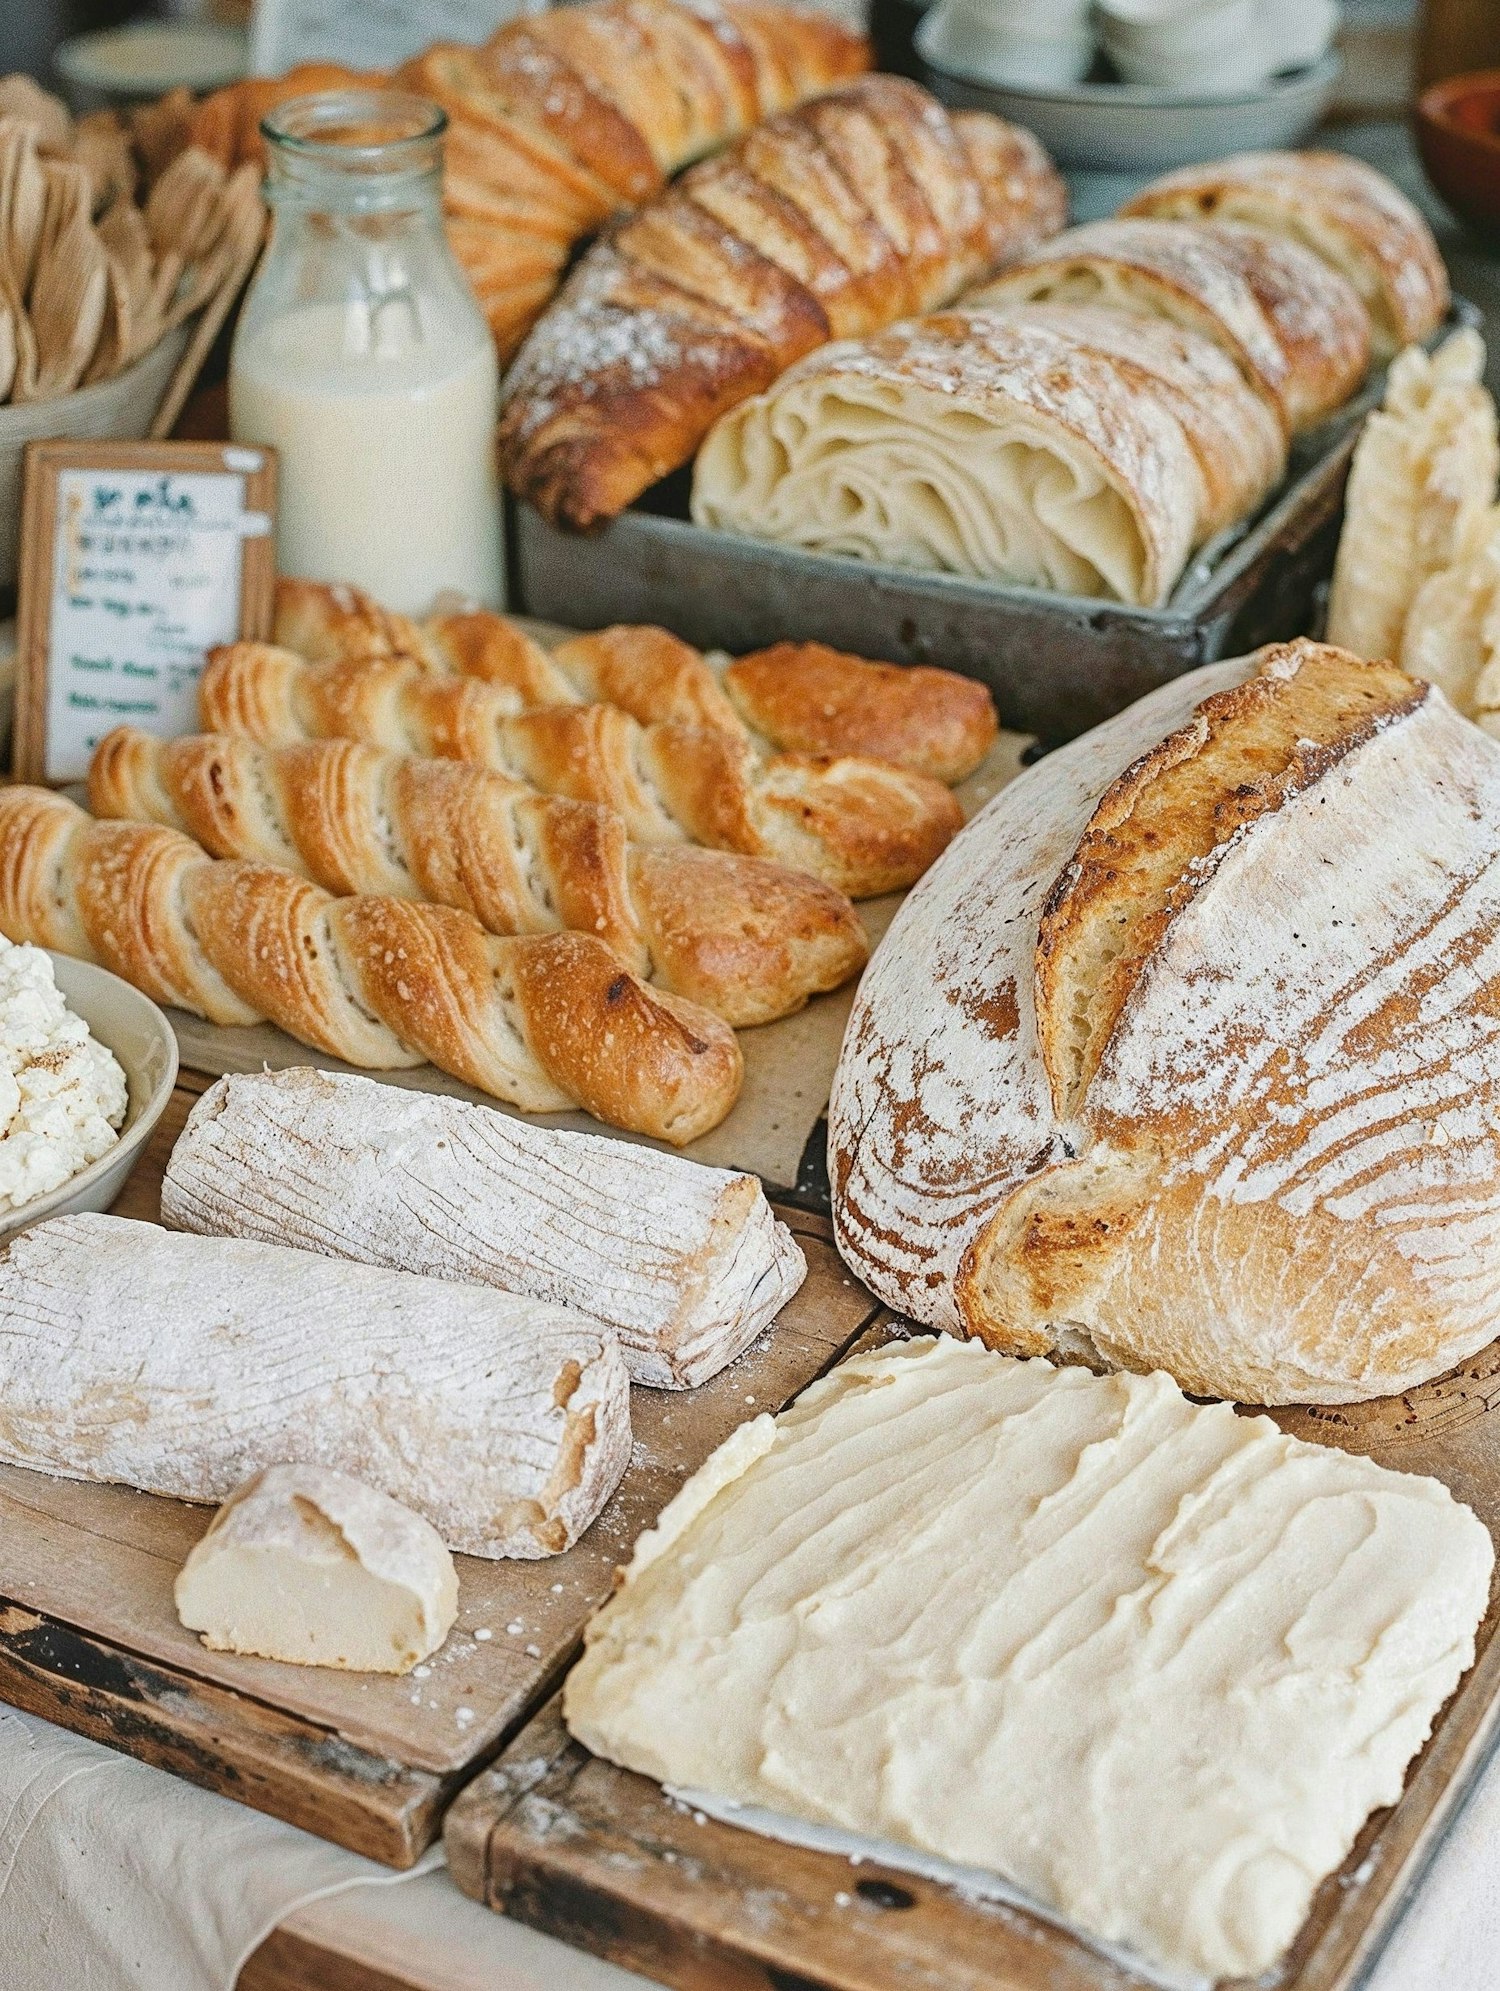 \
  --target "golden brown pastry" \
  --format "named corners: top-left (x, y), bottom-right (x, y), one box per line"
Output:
top-left (969, 217), bottom-right (1371, 433)
top-left (88, 727), bottom-right (868, 1027)
top-left (498, 74), bottom-right (1067, 528)
top-left (1120, 150), bottom-right (1448, 359)
top-left (0, 786), bottom-right (741, 1144)
top-left (198, 641), bottom-right (966, 898)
